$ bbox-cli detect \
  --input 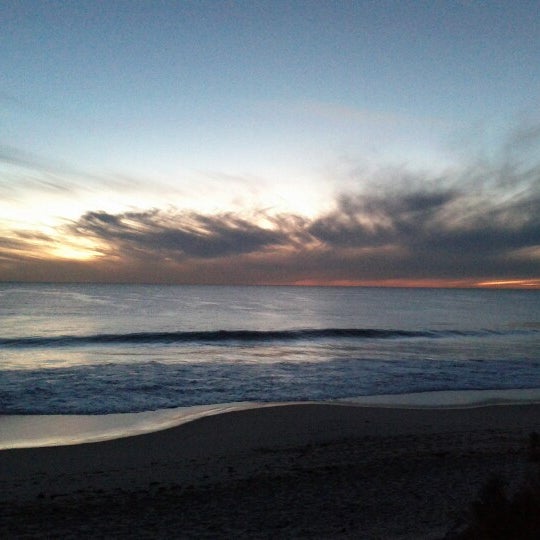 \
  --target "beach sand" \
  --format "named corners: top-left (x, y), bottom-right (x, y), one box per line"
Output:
top-left (1, 403), bottom-right (539, 538)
